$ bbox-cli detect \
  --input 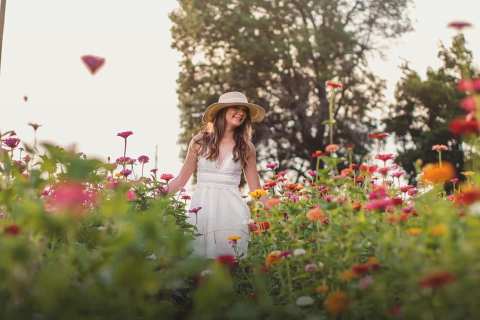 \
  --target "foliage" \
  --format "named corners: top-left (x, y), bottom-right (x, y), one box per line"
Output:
top-left (384, 34), bottom-right (479, 182)
top-left (170, 0), bottom-right (413, 179)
